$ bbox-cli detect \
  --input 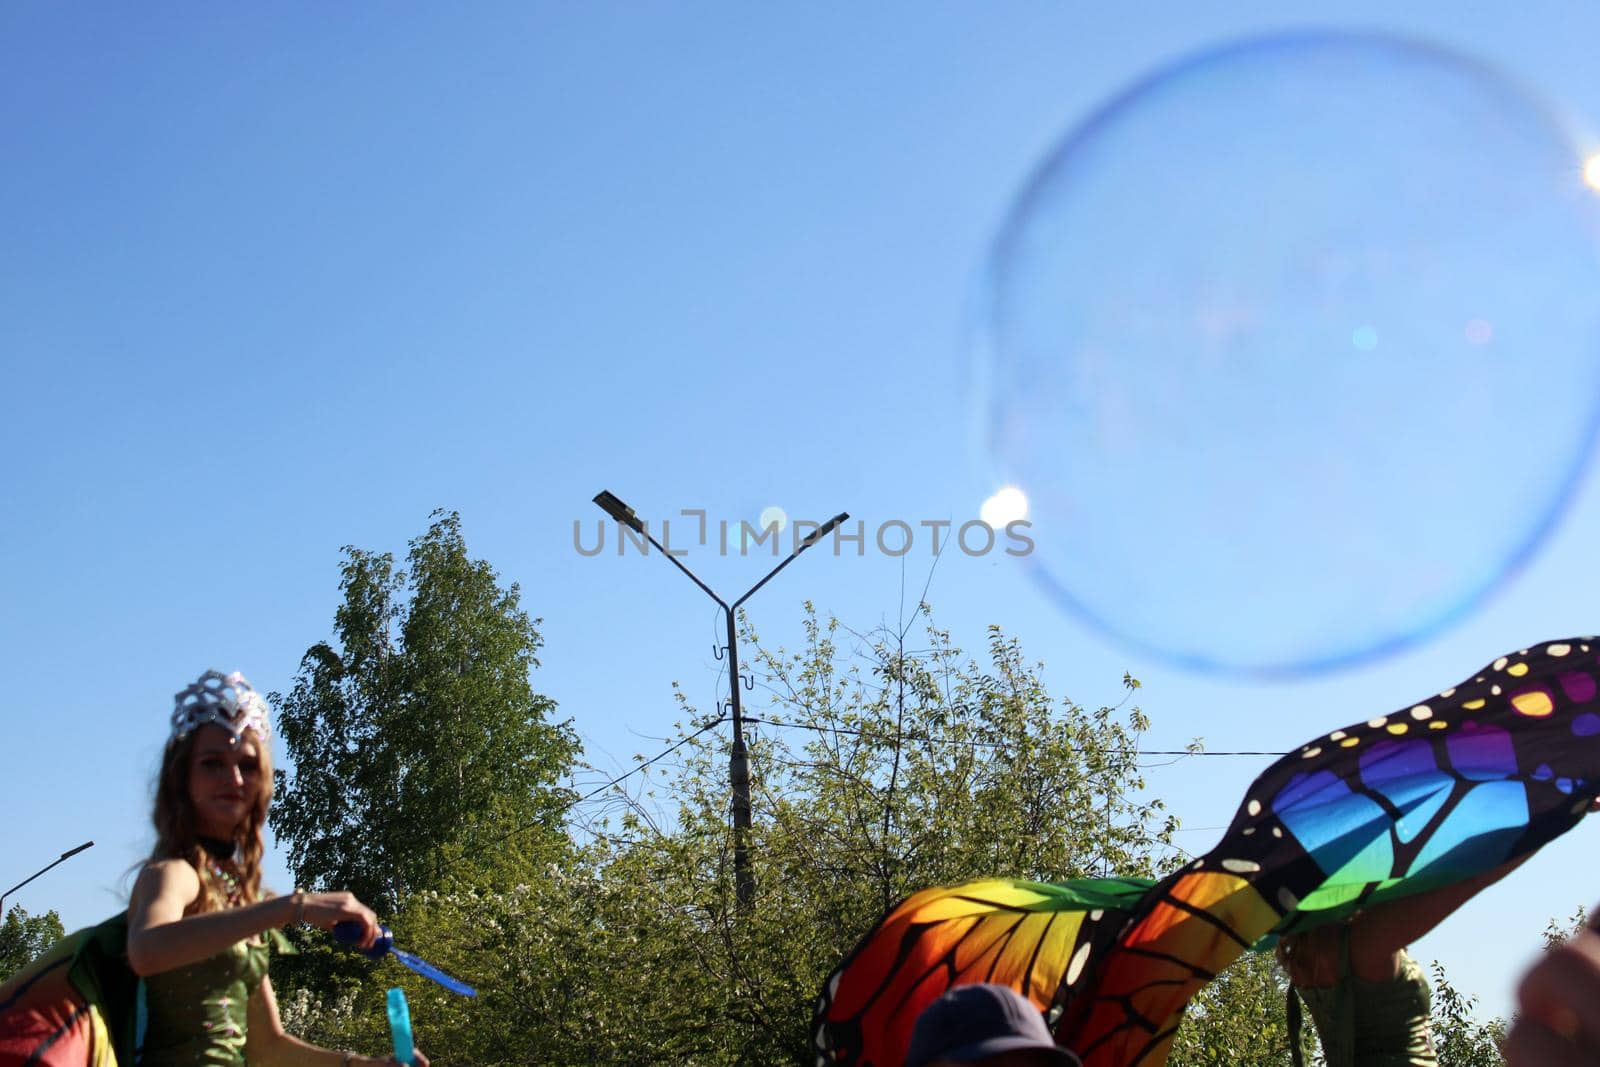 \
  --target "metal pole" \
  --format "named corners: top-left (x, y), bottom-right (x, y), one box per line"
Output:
top-left (593, 493), bottom-right (847, 912)
top-left (724, 607), bottom-right (754, 909)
